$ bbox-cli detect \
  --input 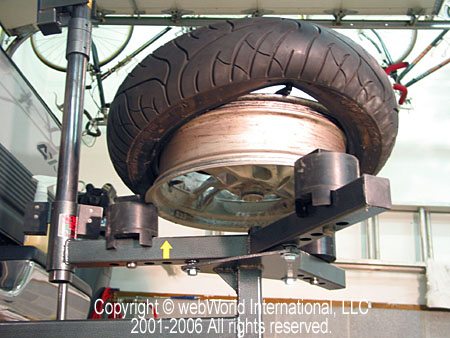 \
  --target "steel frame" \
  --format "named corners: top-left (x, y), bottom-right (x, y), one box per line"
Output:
top-left (97, 15), bottom-right (450, 30)
top-left (0, 169), bottom-right (390, 336)
top-left (0, 2), bottom-right (395, 337)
